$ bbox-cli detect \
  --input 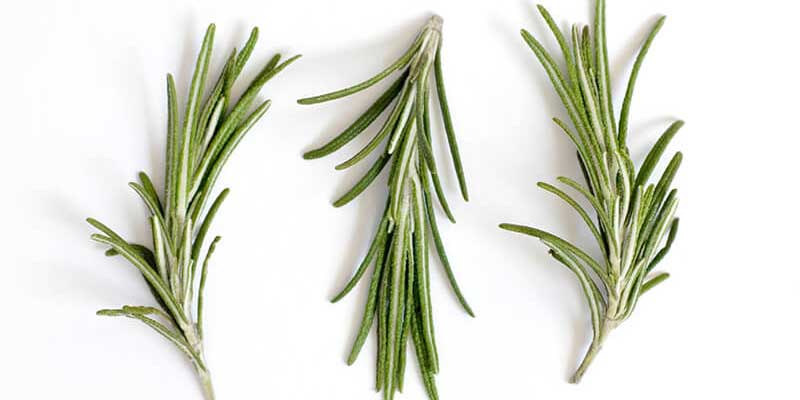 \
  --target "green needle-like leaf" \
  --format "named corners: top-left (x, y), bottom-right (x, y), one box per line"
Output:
top-left (304, 72), bottom-right (407, 160)
top-left (641, 272), bottom-right (670, 294)
top-left (333, 152), bottom-right (392, 208)
top-left (433, 46), bottom-right (468, 201)
top-left (618, 16), bottom-right (667, 144)
top-left (636, 121), bottom-right (684, 189)
top-left (332, 216), bottom-right (390, 302)
top-left (297, 34), bottom-right (424, 105)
